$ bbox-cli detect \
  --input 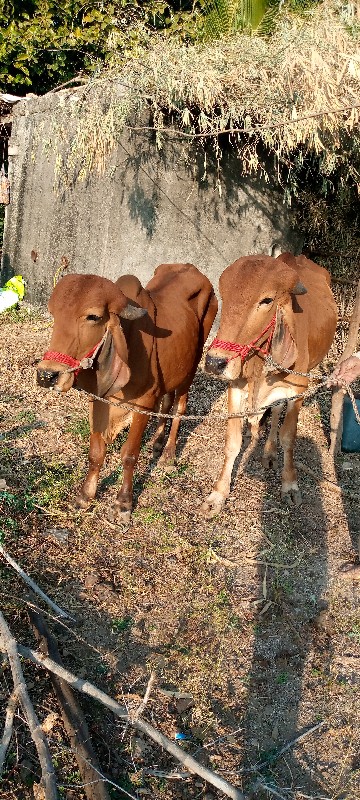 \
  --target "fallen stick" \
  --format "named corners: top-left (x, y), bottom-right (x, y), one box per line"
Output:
top-left (29, 608), bottom-right (110, 800)
top-left (269, 720), bottom-right (326, 763)
top-left (251, 781), bottom-right (288, 800)
top-left (0, 611), bottom-right (58, 800)
top-left (131, 671), bottom-right (157, 722)
top-left (330, 278), bottom-right (360, 456)
top-left (296, 461), bottom-right (359, 500)
top-left (0, 689), bottom-right (18, 776)
top-left (11, 643), bottom-right (245, 800)
top-left (0, 544), bottom-right (74, 620)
